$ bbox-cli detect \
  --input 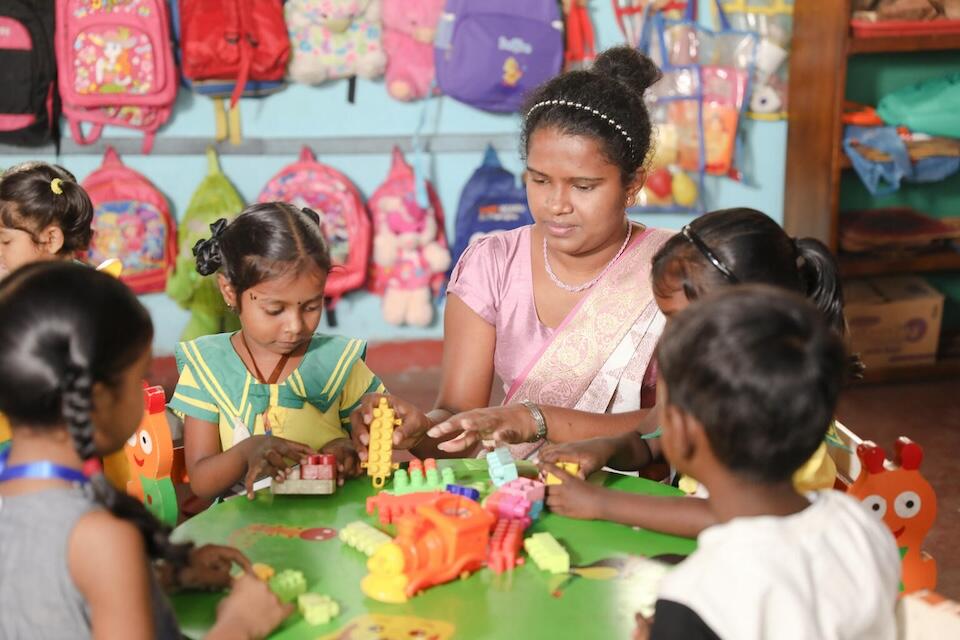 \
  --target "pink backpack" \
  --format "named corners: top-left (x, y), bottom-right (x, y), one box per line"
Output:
top-left (56, 0), bottom-right (177, 153)
top-left (381, 0), bottom-right (444, 101)
top-left (258, 147), bottom-right (372, 312)
top-left (368, 147), bottom-right (450, 327)
top-left (83, 147), bottom-right (177, 294)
